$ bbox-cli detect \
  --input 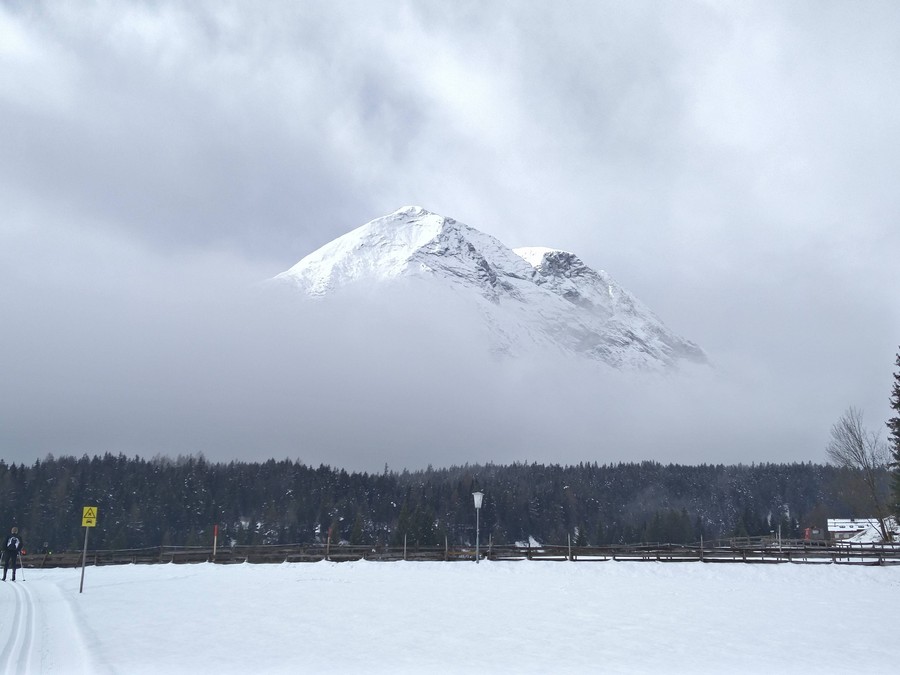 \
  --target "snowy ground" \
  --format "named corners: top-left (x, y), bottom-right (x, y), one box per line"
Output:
top-left (1, 560), bottom-right (896, 674)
